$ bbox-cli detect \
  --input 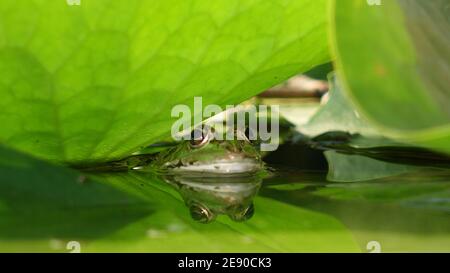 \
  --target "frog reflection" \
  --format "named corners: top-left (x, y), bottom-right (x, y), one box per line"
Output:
top-left (162, 174), bottom-right (262, 223)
